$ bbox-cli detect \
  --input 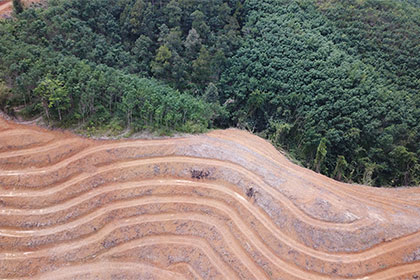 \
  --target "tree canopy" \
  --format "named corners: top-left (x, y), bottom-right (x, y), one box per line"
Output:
top-left (0, 0), bottom-right (419, 186)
